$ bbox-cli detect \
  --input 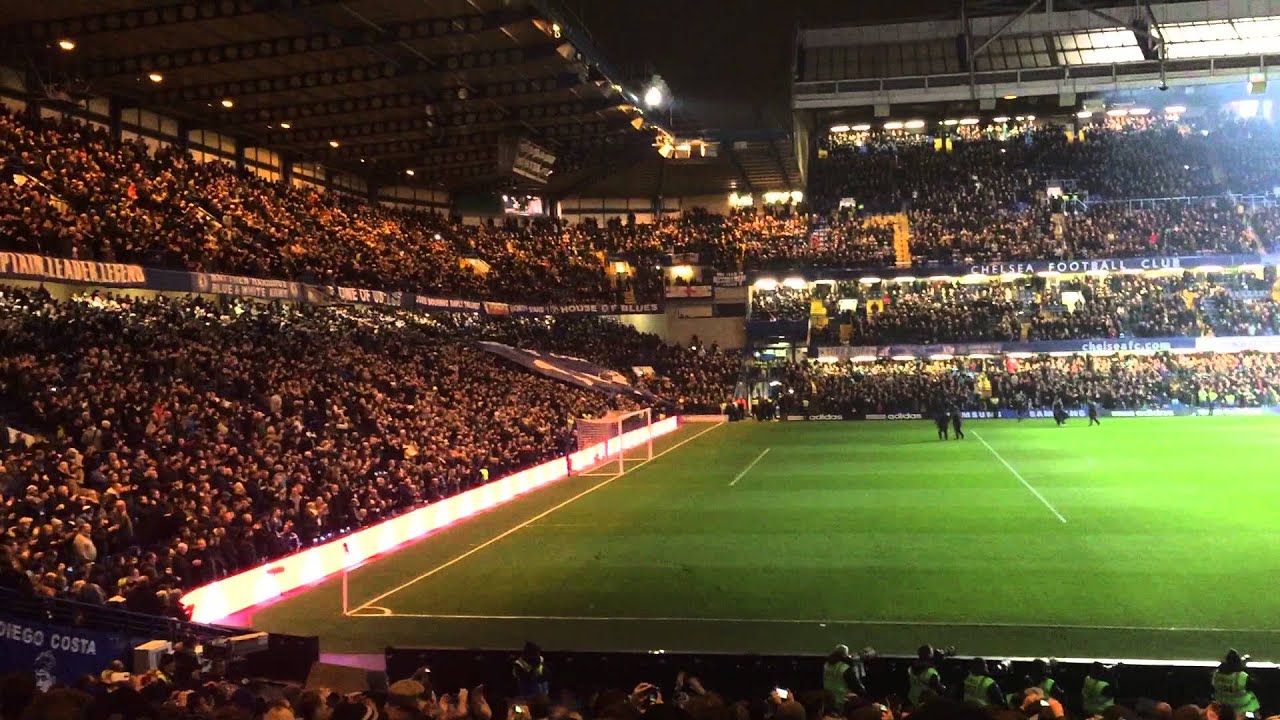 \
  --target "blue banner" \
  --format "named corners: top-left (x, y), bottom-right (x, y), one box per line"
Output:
top-left (759, 252), bottom-right (1276, 281)
top-left (818, 335), bottom-right (1241, 359)
top-left (476, 342), bottom-right (659, 400)
top-left (0, 617), bottom-right (133, 691)
top-left (0, 251), bottom-right (664, 316)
